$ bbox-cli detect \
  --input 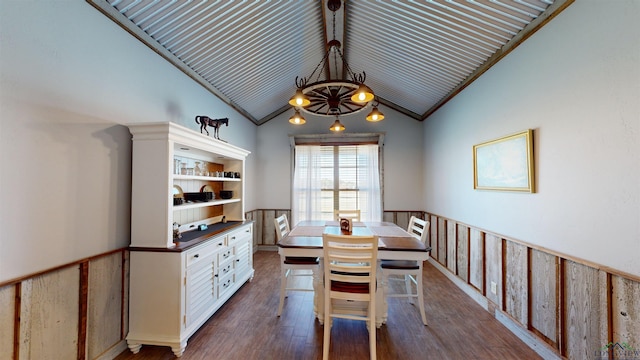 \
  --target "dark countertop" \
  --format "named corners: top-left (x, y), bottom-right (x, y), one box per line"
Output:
top-left (129, 220), bottom-right (253, 252)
